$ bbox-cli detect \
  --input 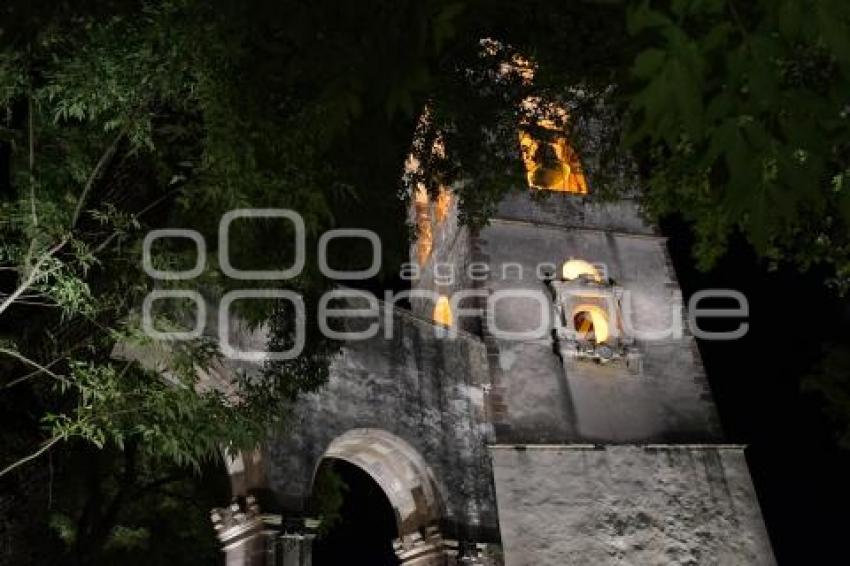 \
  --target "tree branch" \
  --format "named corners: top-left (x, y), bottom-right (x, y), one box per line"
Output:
top-left (0, 236), bottom-right (69, 317)
top-left (28, 93), bottom-right (37, 229)
top-left (1, 334), bottom-right (92, 390)
top-left (0, 434), bottom-right (63, 478)
top-left (0, 347), bottom-right (69, 389)
top-left (71, 131), bottom-right (125, 229)
top-left (91, 187), bottom-right (180, 255)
